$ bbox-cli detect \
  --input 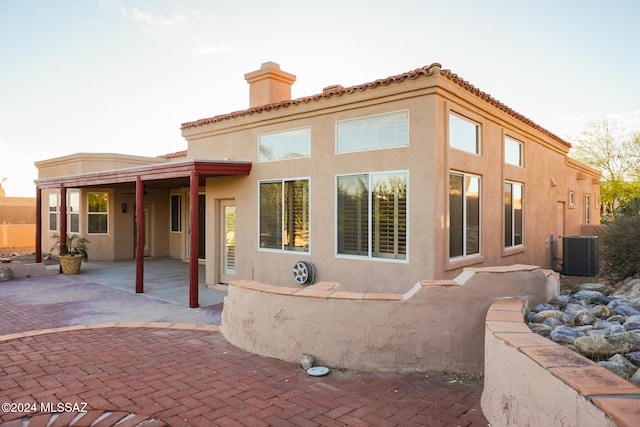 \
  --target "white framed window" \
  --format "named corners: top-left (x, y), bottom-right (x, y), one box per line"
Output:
top-left (87, 192), bottom-right (108, 234)
top-left (259, 127), bottom-right (311, 162)
top-left (259, 178), bottom-right (309, 252)
top-left (505, 136), bottom-right (523, 166)
top-left (336, 111), bottom-right (409, 153)
top-left (48, 193), bottom-right (58, 232)
top-left (585, 194), bottom-right (591, 224)
top-left (336, 171), bottom-right (408, 260)
top-left (68, 191), bottom-right (80, 233)
top-left (569, 191), bottom-right (575, 207)
top-left (504, 182), bottom-right (523, 248)
top-left (449, 172), bottom-right (481, 259)
top-left (170, 194), bottom-right (182, 232)
top-left (449, 113), bottom-right (480, 154)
